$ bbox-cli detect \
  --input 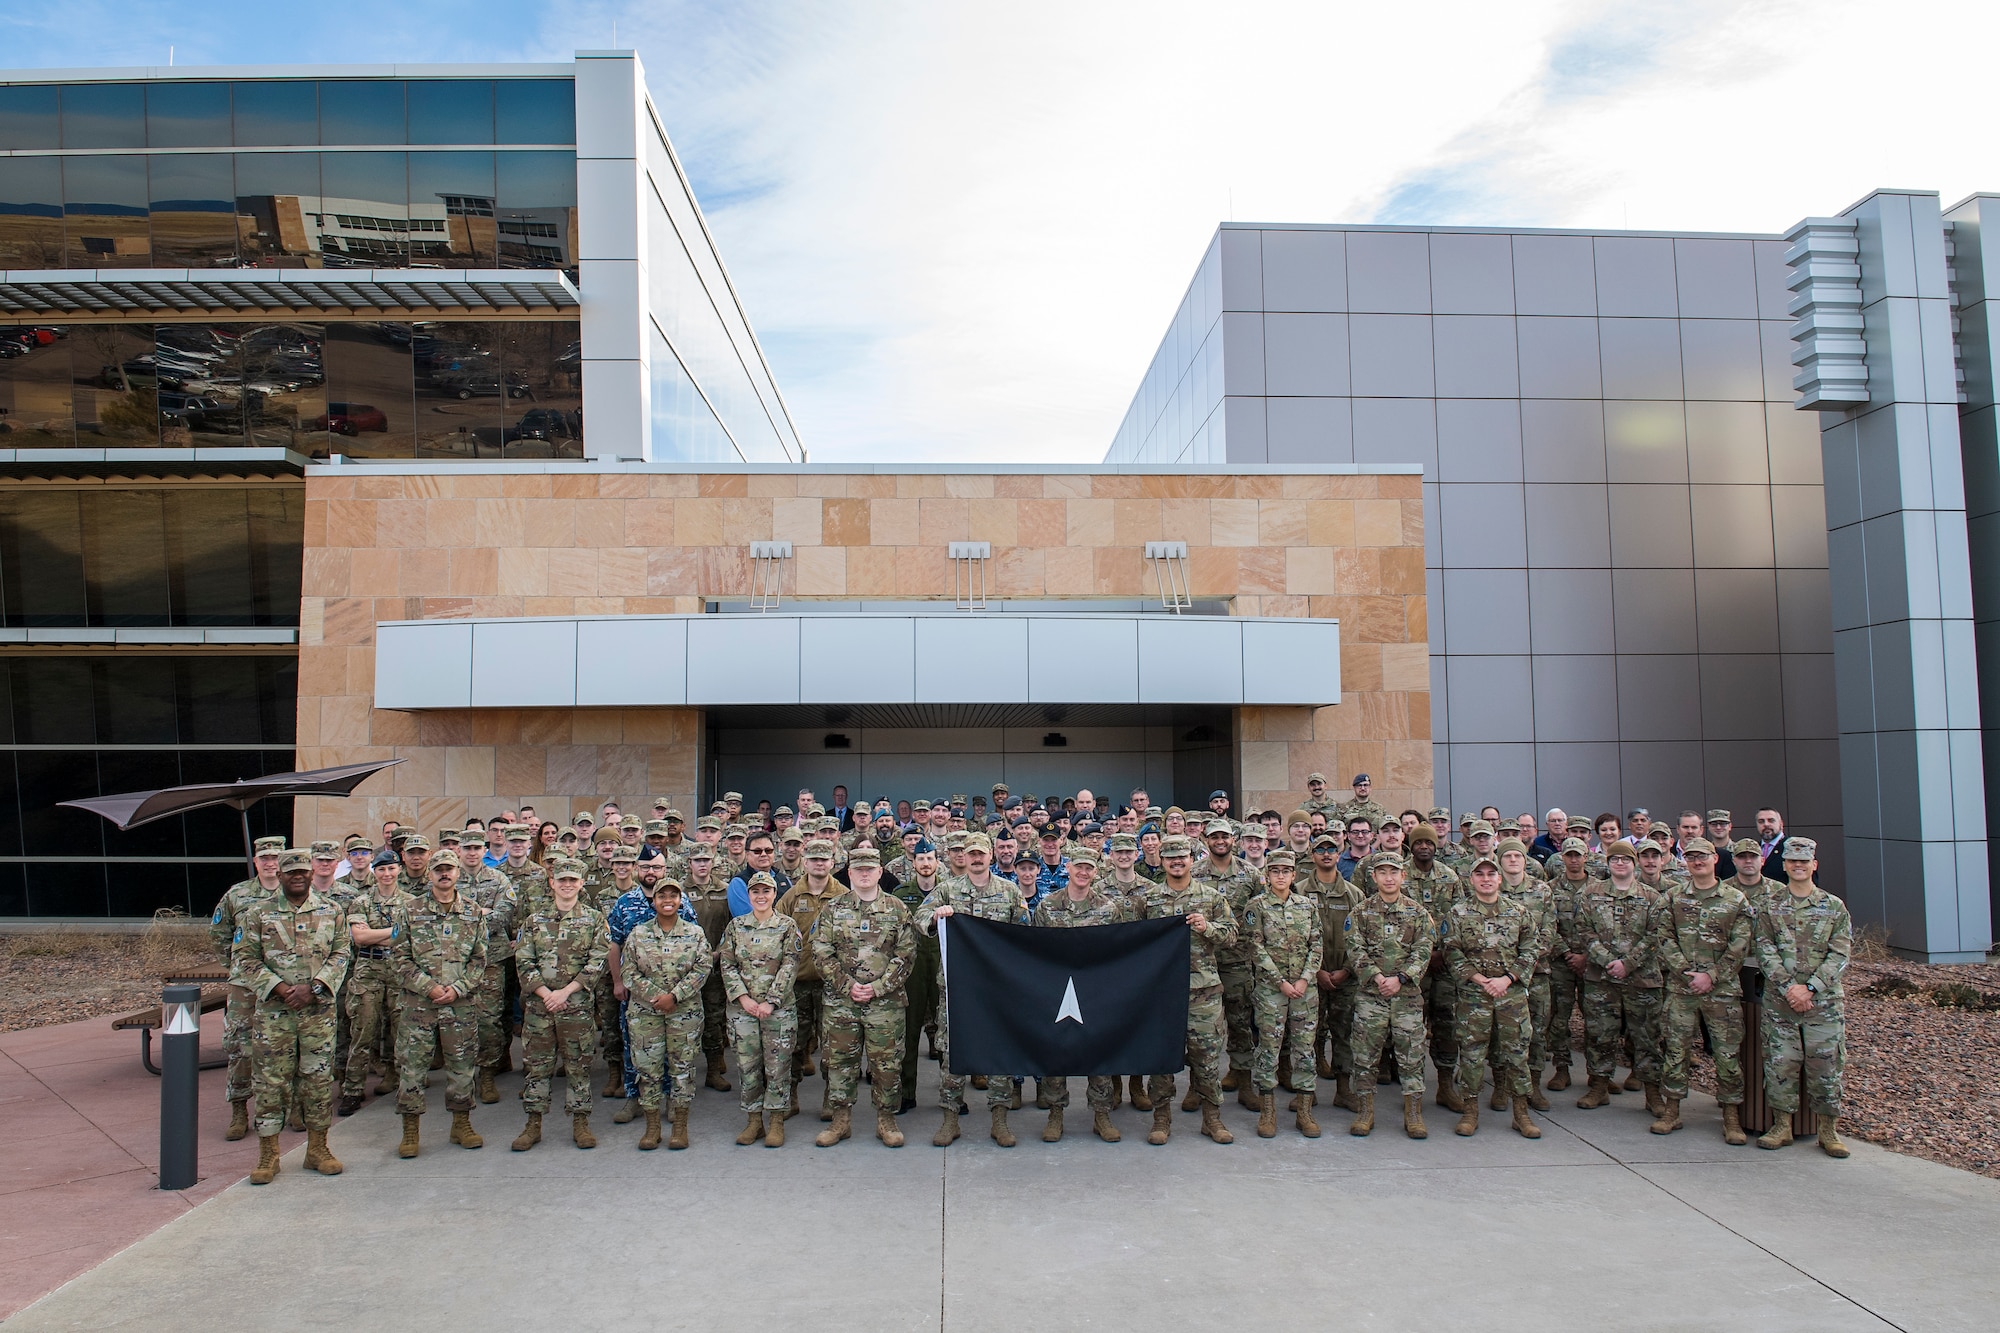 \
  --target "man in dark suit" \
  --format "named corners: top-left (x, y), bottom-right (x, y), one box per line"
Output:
top-left (831, 785), bottom-right (855, 833)
top-left (1755, 807), bottom-right (1789, 881)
